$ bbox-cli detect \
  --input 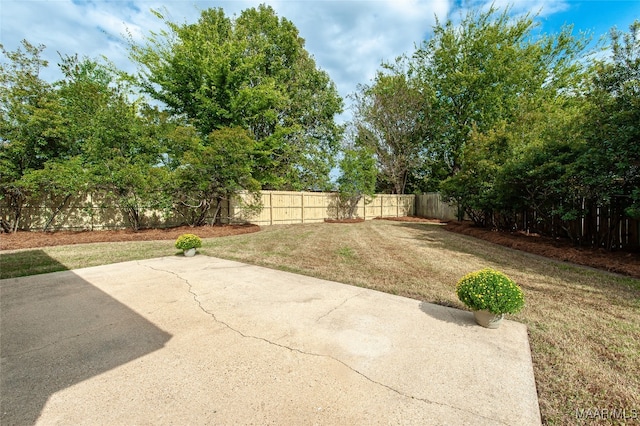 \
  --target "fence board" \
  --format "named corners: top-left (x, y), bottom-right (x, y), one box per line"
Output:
top-left (513, 202), bottom-right (640, 250)
top-left (241, 191), bottom-right (414, 226)
top-left (4, 189), bottom-right (638, 250)
top-left (415, 193), bottom-right (459, 220)
top-left (2, 191), bottom-right (415, 230)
